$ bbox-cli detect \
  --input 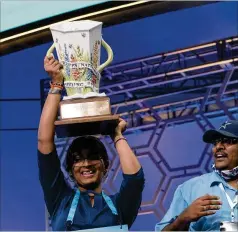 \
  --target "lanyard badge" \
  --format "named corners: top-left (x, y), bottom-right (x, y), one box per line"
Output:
top-left (219, 183), bottom-right (238, 222)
